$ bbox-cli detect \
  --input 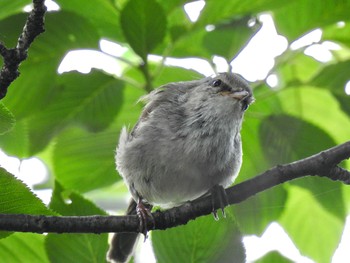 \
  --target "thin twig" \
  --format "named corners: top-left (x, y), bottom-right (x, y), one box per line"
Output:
top-left (0, 0), bottom-right (47, 100)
